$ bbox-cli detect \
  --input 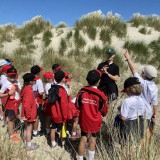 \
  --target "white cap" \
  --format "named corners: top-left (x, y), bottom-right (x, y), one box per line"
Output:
top-left (143, 65), bottom-right (157, 79)
top-left (138, 65), bottom-right (145, 75)
top-left (0, 59), bottom-right (9, 67)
